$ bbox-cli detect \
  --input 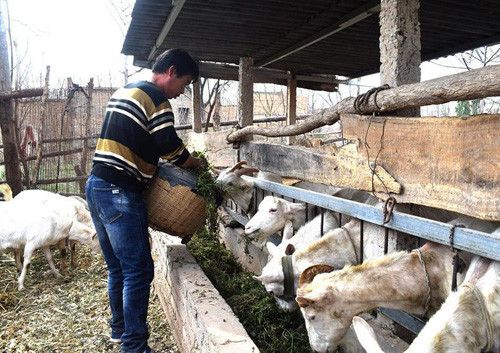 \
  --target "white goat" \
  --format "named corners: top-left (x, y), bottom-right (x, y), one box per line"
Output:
top-left (295, 240), bottom-right (475, 353)
top-left (215, 161), bottom-right (282, 217)
top-left (0, 183), bottom-right (13, 201)
top-left (254, 217), bottom-right (398, 313)
top-left (253, 211), bottom-right (339, 311)
top-left (0, 192), bottom-right (98, 290)
top-left (244, 196), bottom-right (307, 245)
top-left (353, 254), bottom-right (500, 353)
